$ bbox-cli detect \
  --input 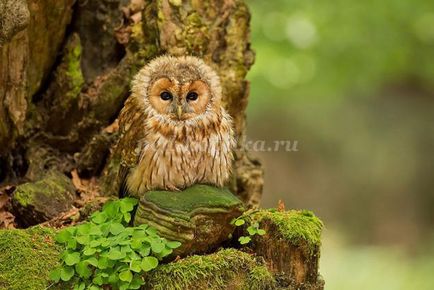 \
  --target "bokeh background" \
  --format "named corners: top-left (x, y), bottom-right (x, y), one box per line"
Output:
top-left (246, 0), bottom-right (434, 289)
